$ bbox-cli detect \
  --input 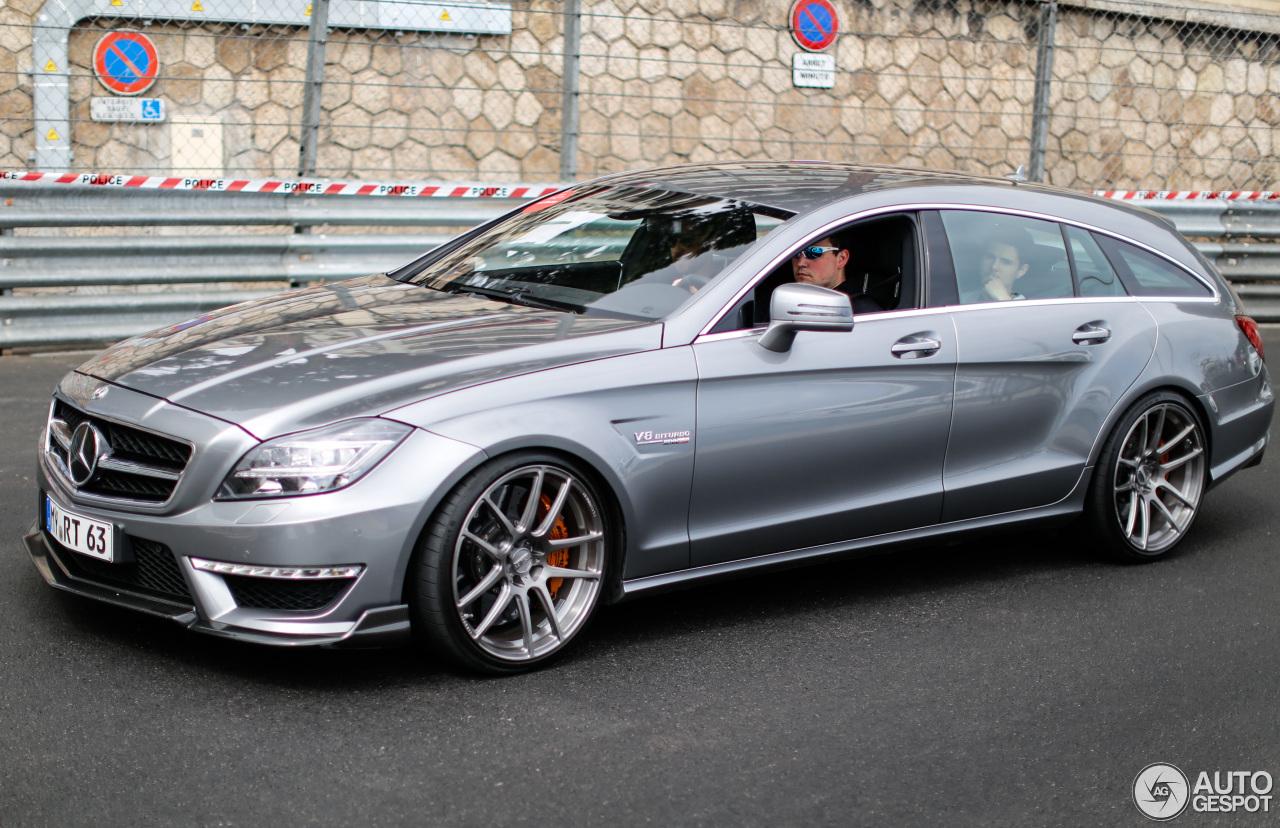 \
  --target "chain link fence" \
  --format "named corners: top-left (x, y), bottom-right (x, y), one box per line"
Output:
top-left (1, 0), bottom-right (1279, 189)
